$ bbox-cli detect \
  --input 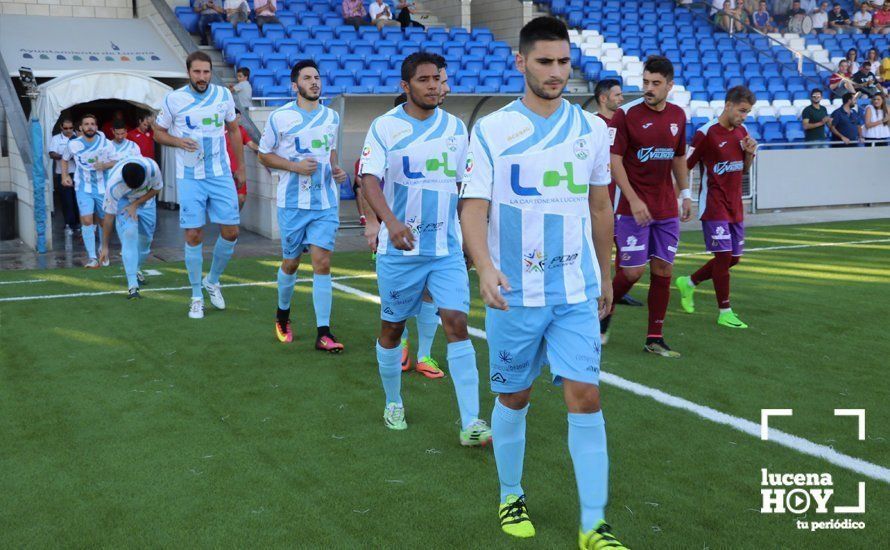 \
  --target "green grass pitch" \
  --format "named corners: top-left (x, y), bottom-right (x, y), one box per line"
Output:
top-left (1, 219), bottom-right (888, 548)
